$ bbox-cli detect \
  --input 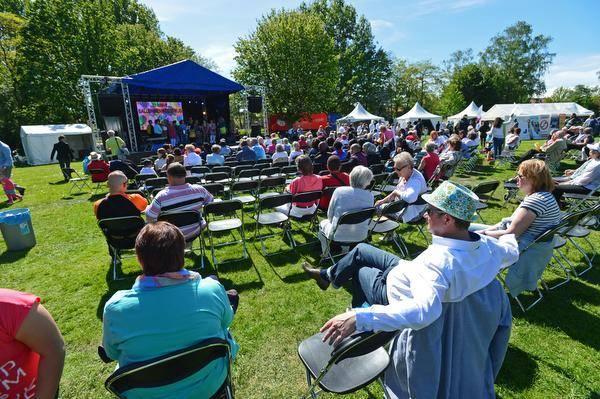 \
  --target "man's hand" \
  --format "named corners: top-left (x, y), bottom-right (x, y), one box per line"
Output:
top-left (320, 311), bottom-right (357, 346)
